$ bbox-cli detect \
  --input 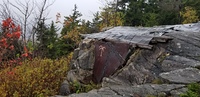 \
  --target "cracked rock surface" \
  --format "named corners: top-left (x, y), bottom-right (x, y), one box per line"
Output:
top-left (61, 23), bottom-right (200, 97)
top-left (67, 84), bottom-right (185, 97)
top-left (160, 68), bottom-right (200, 84)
